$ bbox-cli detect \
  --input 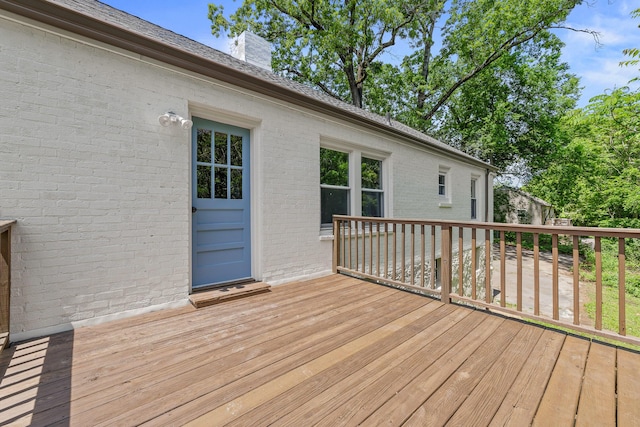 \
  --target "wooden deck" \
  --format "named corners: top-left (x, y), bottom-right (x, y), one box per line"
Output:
top-left (1, 275), bottom-right (639, 426)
